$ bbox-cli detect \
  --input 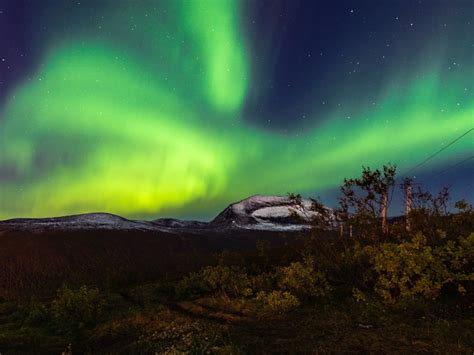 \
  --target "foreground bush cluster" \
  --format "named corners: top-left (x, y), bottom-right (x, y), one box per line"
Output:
top-left (175, 253), bottom-right (331, 313)
top-left (173, 233), bottom-right (472, 314)
top-left (370, 232), bottom-right (473, 303)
